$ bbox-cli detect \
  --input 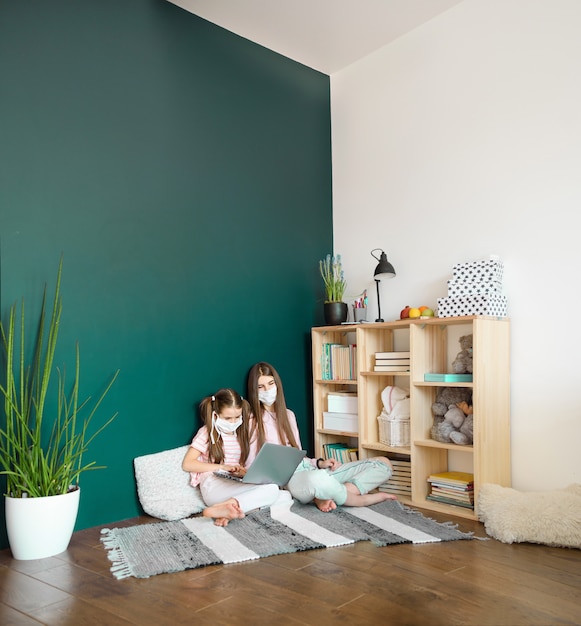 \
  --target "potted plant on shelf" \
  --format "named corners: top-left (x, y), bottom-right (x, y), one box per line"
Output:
top-left (319, 253), bottom-right (348, 325)
top-left (0, 256), bottom-right (119, 560)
